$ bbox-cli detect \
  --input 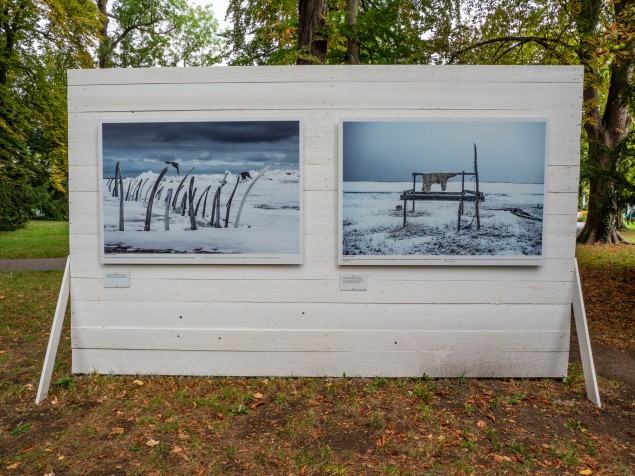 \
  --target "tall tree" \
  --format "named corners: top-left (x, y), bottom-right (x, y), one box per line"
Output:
top-left (97, 0), bottom-right (223, 68)
top-left (575, 0), bottom-right (634, 243)
top-left (224, 0), bottom-right (446, 65)
top-left (344, 0), bottom-right (360, 64)
top-left (224, 0), bottom-right (299, 65)
top-left (0, 0), bottom-right (101, 227)
top-left (297, 0), bottom-right (329, 64)
top-left (447, 0), bottom-right (634, 244)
